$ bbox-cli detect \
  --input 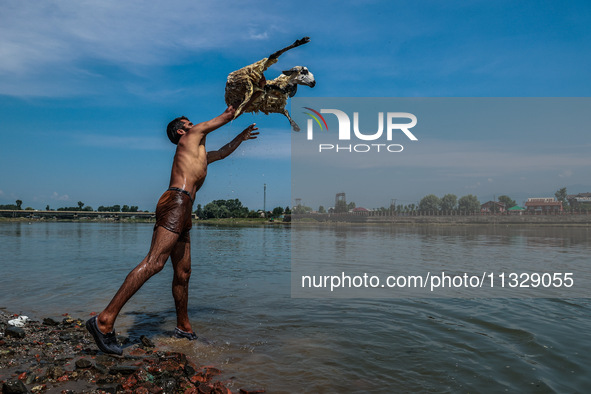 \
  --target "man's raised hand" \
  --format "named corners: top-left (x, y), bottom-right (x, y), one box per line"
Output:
top-left (240, 124), bottom-right (259, 141)
top-left (221, 106), bottom-right (237, 123)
